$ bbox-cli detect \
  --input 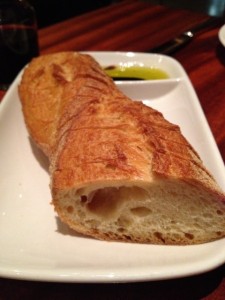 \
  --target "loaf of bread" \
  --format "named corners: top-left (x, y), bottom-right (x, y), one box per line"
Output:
top-left (19, 52), bottom-right (225, 245)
